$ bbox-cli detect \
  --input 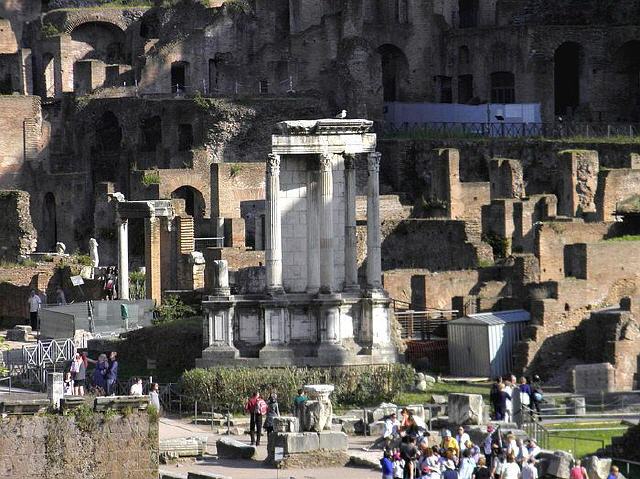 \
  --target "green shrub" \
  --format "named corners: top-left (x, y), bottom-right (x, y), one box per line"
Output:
top-left (41, 23), bottom-right (62, 38)
top-left (73, 254), bottom-right (93, 266)
top-left (129, 270), bottom-right (146, 300)
top-left (141, 170), bottom-right (161, 186)
top-left (482, 233), bottom-right (511, 258)
top-left (181, 364), bottom-right (414, 413)
top-left (153, 295), bottom-right (195, 325)
top-left (228, 163), bottom-right (243, 177)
